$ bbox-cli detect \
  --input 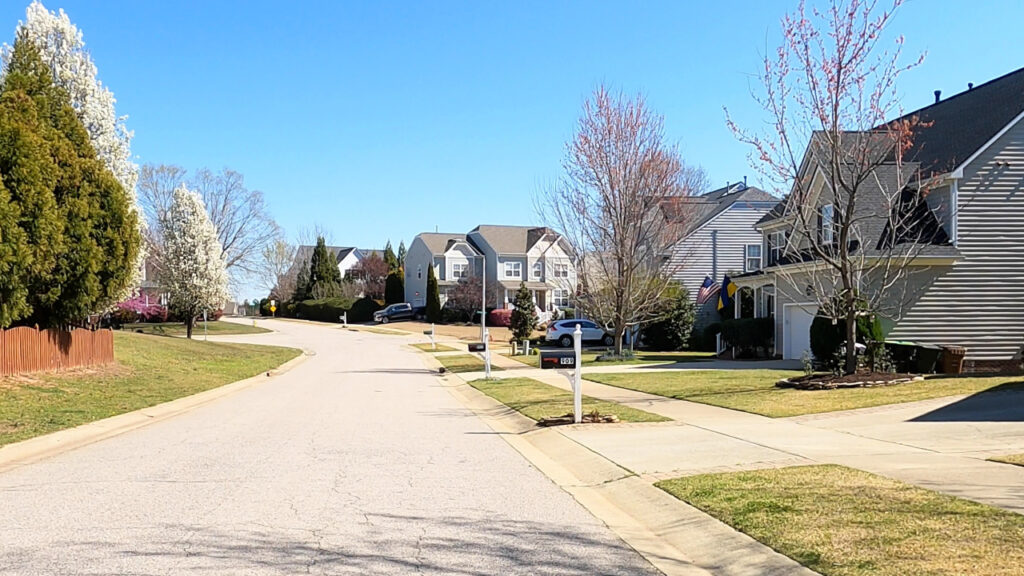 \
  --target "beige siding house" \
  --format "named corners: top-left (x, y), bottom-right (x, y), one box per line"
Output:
top-left (737, 66), bottom-right (1024, 371)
